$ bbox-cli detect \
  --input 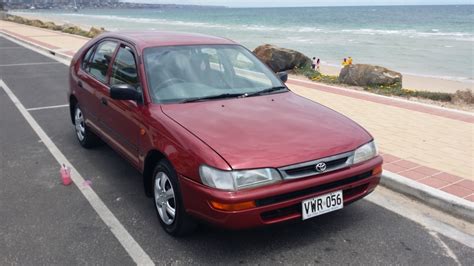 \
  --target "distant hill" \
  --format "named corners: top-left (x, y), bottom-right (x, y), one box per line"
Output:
top-left (4, 1), bottom-right (227, 10)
